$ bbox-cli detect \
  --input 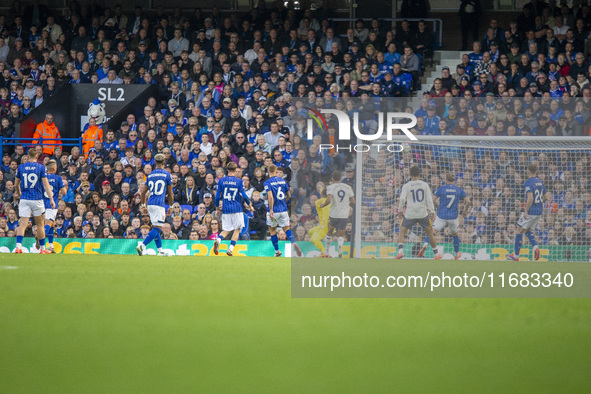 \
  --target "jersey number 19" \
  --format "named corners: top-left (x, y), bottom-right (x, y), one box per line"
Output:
top-left (23, 173), bottom-right (38, 189)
